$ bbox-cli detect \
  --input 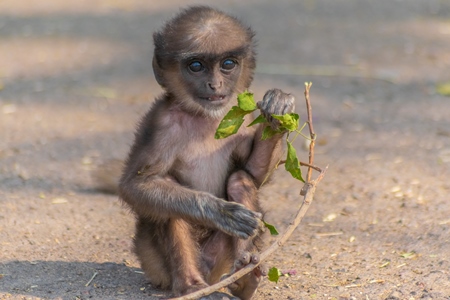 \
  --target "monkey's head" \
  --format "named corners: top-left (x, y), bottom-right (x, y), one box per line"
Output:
top-left (152, 6), bottom-right (256, 118)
